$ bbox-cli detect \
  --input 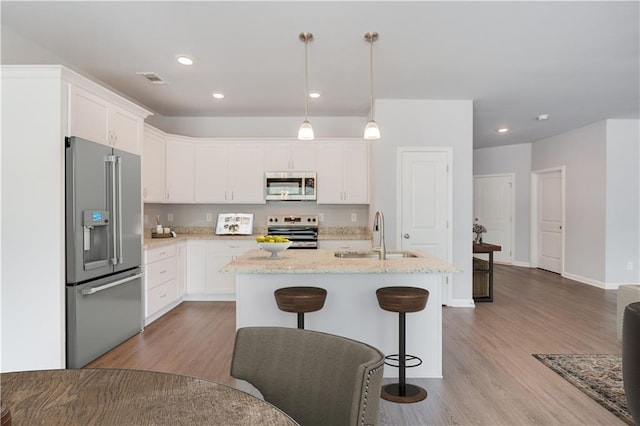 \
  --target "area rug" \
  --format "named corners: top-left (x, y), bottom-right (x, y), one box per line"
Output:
top-left (533, 354), bottom-right (632, 425)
